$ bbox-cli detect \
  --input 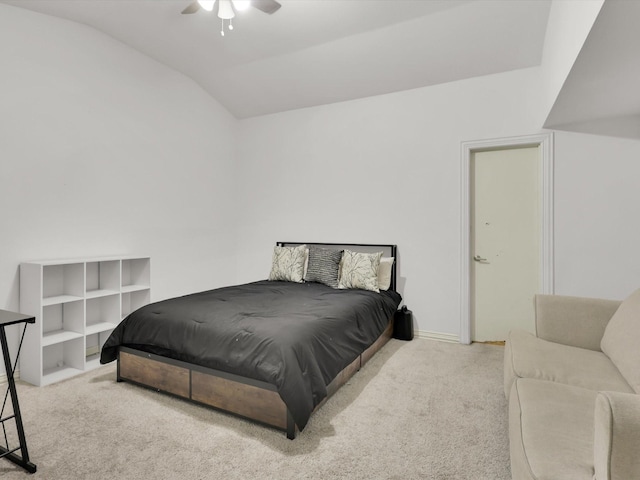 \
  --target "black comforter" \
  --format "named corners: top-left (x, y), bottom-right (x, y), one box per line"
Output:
top-left (101, 280), bottom-right (401, 430)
